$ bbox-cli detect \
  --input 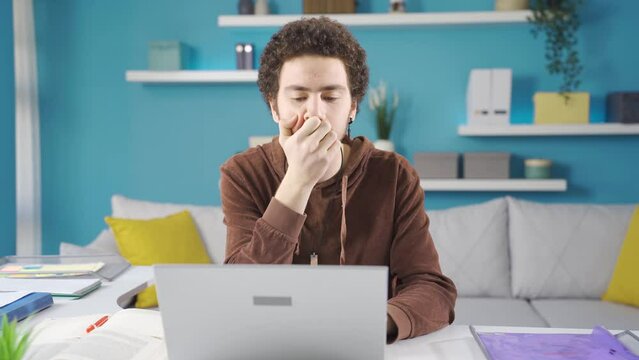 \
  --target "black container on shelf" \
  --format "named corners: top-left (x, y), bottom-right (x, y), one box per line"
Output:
top-left (238, 0), bottom-right (254, 15)
top-left (607, 92), bottom-right (639, 124)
